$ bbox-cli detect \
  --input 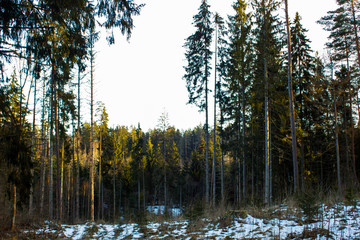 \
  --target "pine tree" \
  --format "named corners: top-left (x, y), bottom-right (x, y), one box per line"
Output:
top-left (183, 0), bottom-right (214, 204)
top-left (319, 0), bottom-right (358, 184)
